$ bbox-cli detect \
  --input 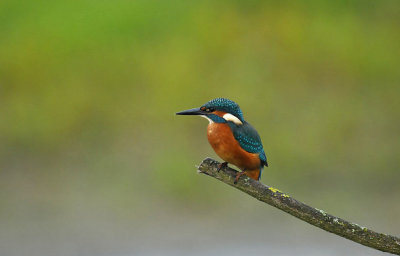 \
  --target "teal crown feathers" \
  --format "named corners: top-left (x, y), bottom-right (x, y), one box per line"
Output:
top-left (201, 98), bottom-right (244, 122)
